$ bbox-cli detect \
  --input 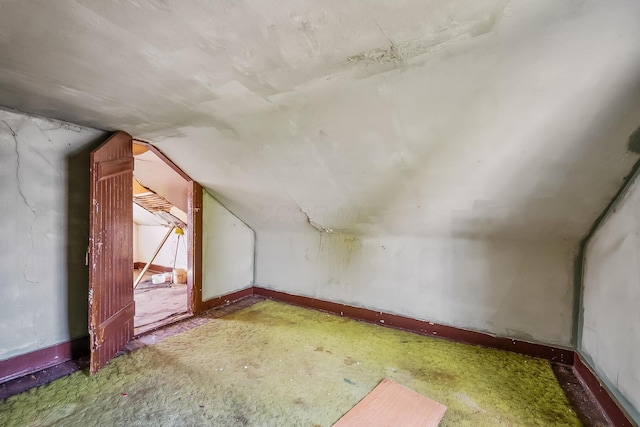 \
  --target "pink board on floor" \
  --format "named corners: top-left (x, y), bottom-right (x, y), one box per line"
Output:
top-left (333, 378), bottom-right (447, 427)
